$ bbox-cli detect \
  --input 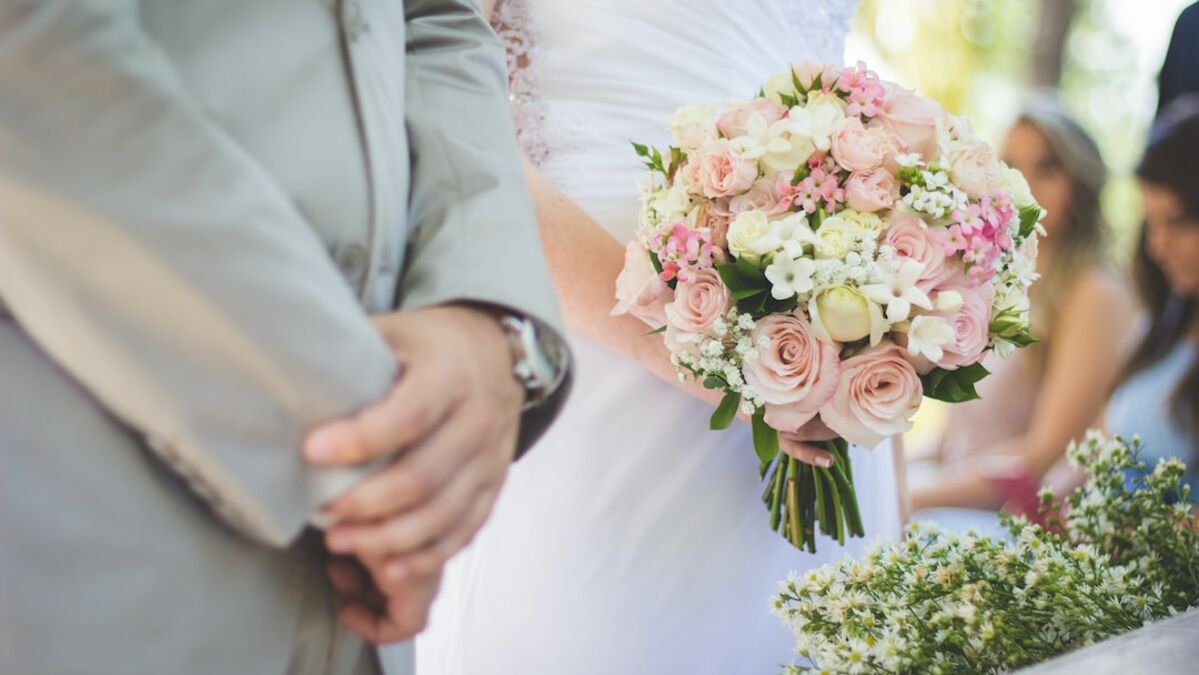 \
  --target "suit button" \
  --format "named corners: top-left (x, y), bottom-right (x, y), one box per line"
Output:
top-left (345, 1), bottom-right (369, 42)
top-left (336, 242), bottom-right (369, 286)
